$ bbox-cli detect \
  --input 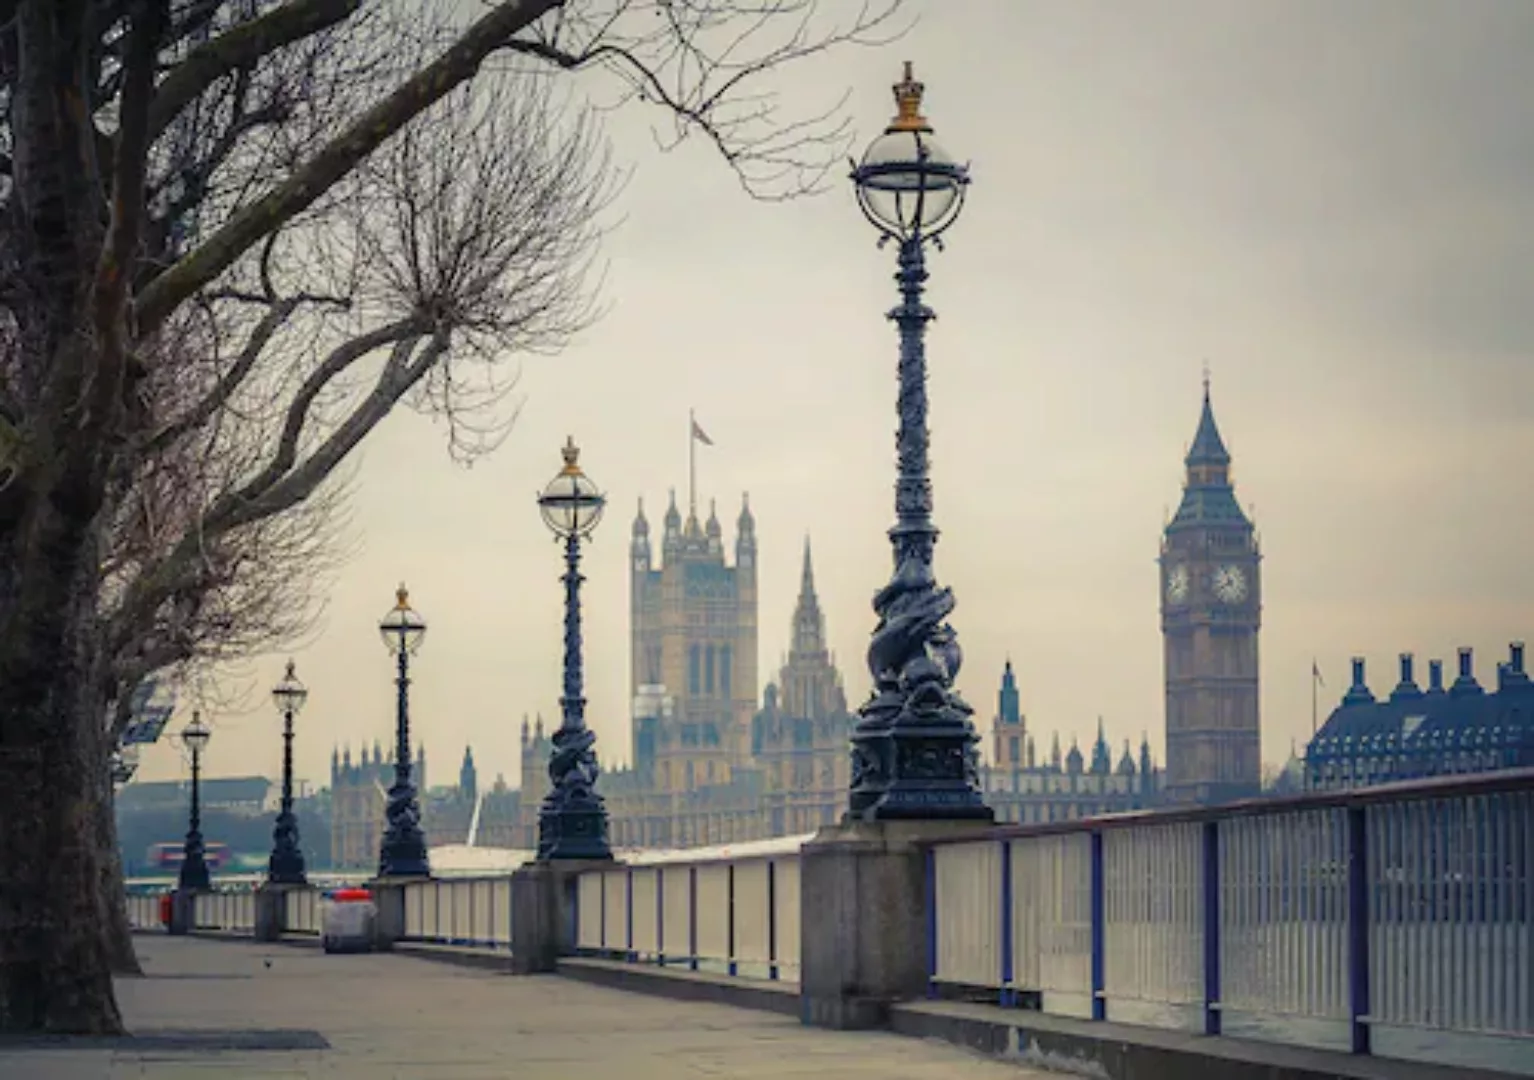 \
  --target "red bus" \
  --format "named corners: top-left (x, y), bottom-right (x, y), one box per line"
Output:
top-left (147, 841), bottom-right (230, 872)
